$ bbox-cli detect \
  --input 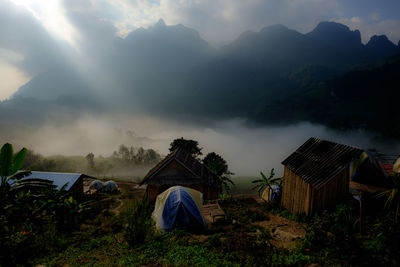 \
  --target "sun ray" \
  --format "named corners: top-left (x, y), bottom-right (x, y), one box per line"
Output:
top-left (10, 0), bottom-right (79, 48)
